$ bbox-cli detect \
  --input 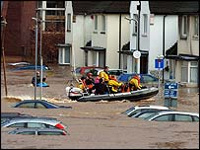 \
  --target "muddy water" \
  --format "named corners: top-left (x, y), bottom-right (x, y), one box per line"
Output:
top-left (1, 65), bottom-right (199, 149)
